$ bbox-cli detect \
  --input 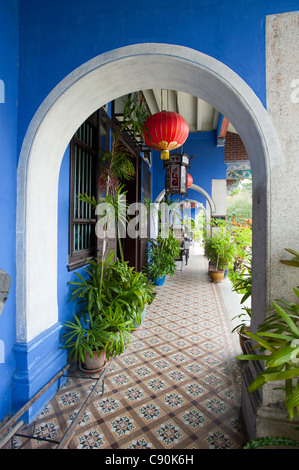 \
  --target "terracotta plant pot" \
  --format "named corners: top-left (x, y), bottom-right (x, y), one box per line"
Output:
top-left (79, 349), bottom-right (107, 373)
top-left (209, 269), bottom-right (225, 283)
